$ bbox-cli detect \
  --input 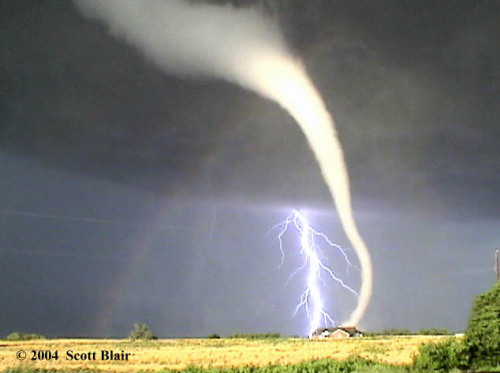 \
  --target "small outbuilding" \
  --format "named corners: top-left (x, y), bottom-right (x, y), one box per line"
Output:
top-left (312, 326), bottom-right (362, 339)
